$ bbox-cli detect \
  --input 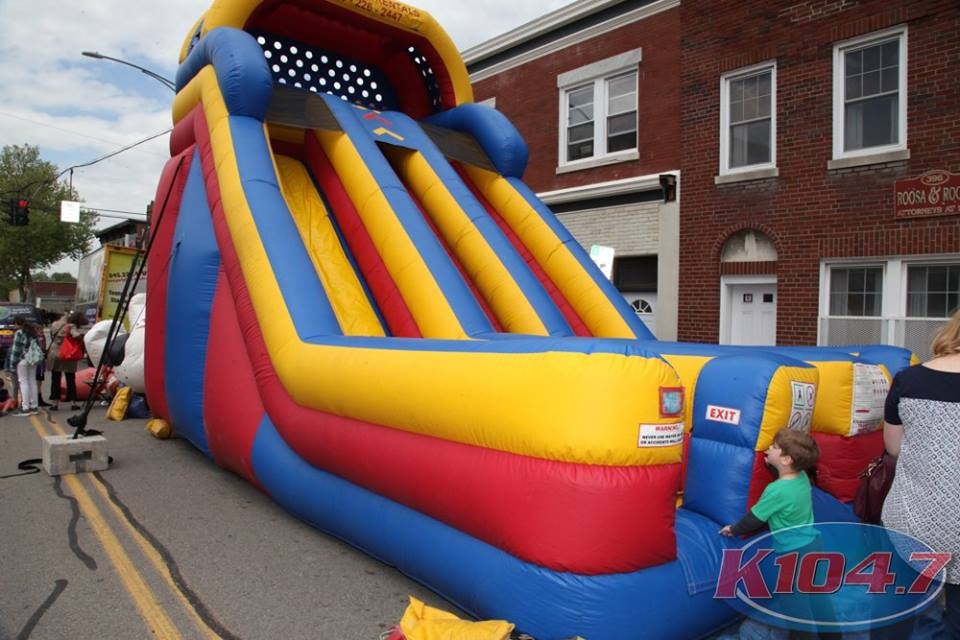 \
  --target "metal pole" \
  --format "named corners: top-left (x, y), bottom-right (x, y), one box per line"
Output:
top-left (81, 51), bottom-right (176, 92)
